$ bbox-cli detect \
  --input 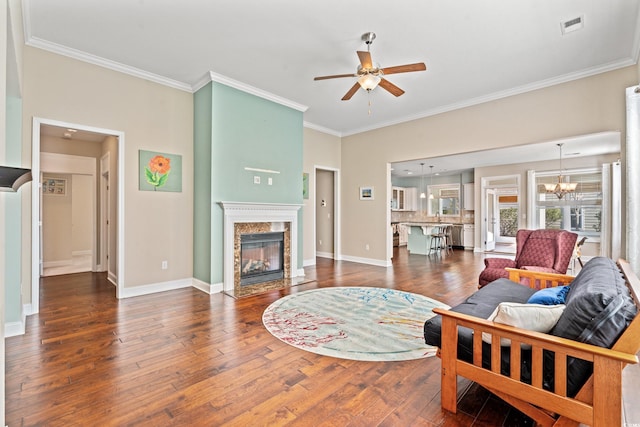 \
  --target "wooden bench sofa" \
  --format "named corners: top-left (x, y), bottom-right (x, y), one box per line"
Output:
top-left (424, 257), bottom-right (640, 426)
